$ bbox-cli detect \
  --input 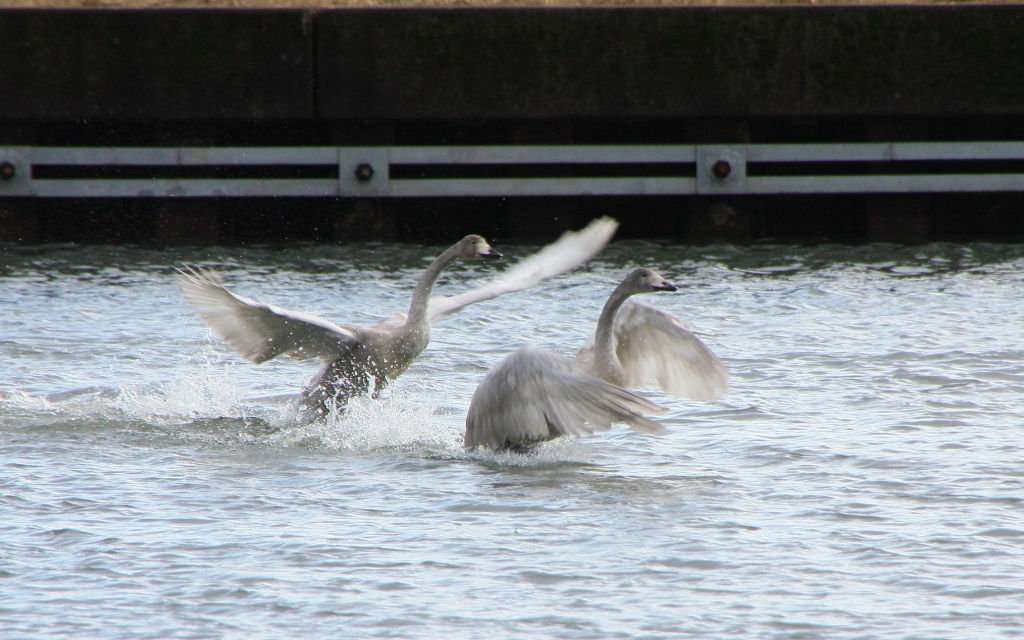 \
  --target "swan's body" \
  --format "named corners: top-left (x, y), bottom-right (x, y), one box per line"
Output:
top-left (177, 218), bottom-right (618, 418)
top-left (464, 345), bottom-right (666, 451)
top-left (464, 268), bottom-right (727, 450)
